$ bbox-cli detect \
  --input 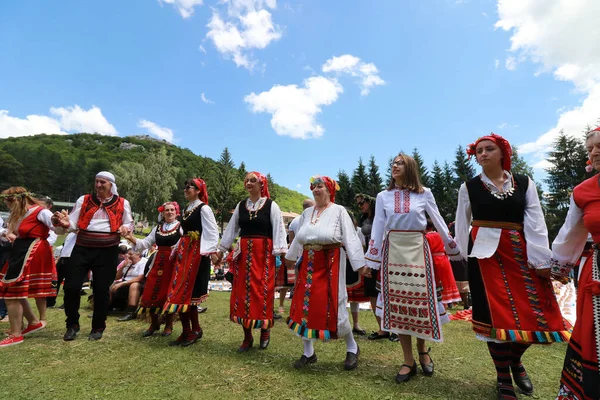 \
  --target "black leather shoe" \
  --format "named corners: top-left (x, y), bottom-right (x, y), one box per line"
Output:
top-left (181, 330), bottom-right (203, 347)
top-left (88, 330), bottom-right (103, 341)
top-left (293, 353), bottom-right (317, 369)
top-left (168, 333), bottom-right (186, 347)
top-left (259, 330), bottom-right (270, 350)
top-left (511, 367), bottom-right (534, 395)
top-left (395, 362), bottom-right (417, 383)
top-left (237, 338), bottom-right (254, 353)
top-left (198, 307), bottom-right (208, 314)
top-left (419, 347), bottom-right (434, 377)
top-left (344, 346), bottom-right (360, 370)
top-left (496, 383), bottom-right (517, 399)
top-left (367, 331), bottom-right (390, 340)
top-left (117, 312), bottom-right (137, 322)
top-left (352, 328), bottom-right (366, 336)
top-left (63, 326), bottom-right (80, 341)
top-left (273, 313), bottom-right (283, 320)
top-left (142, 326), bottom-right (159, 338)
